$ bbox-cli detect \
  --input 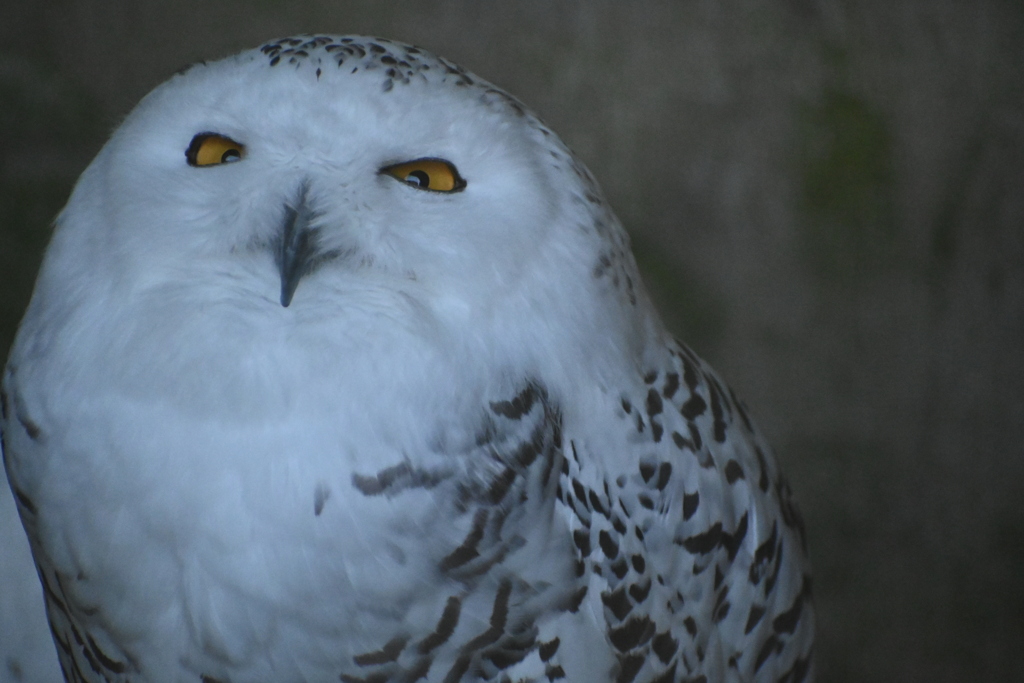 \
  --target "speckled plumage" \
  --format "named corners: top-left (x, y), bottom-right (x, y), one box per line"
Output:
top-left (1, 35), bottom-right (814, 683)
